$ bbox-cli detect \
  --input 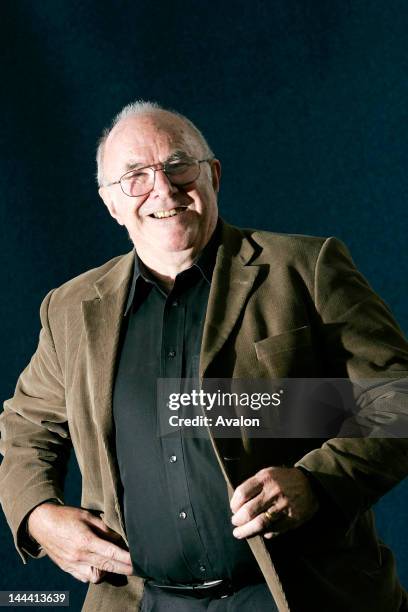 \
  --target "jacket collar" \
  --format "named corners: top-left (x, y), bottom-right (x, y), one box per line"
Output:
top-left (123, 218), bottom-right (223, 316)
top-left (91, 218), bottom-right (258, 301)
